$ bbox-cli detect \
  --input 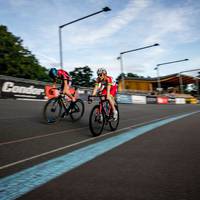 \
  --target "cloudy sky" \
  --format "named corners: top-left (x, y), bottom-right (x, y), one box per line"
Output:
top-left (0, 0), bottom-right (200, 79)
